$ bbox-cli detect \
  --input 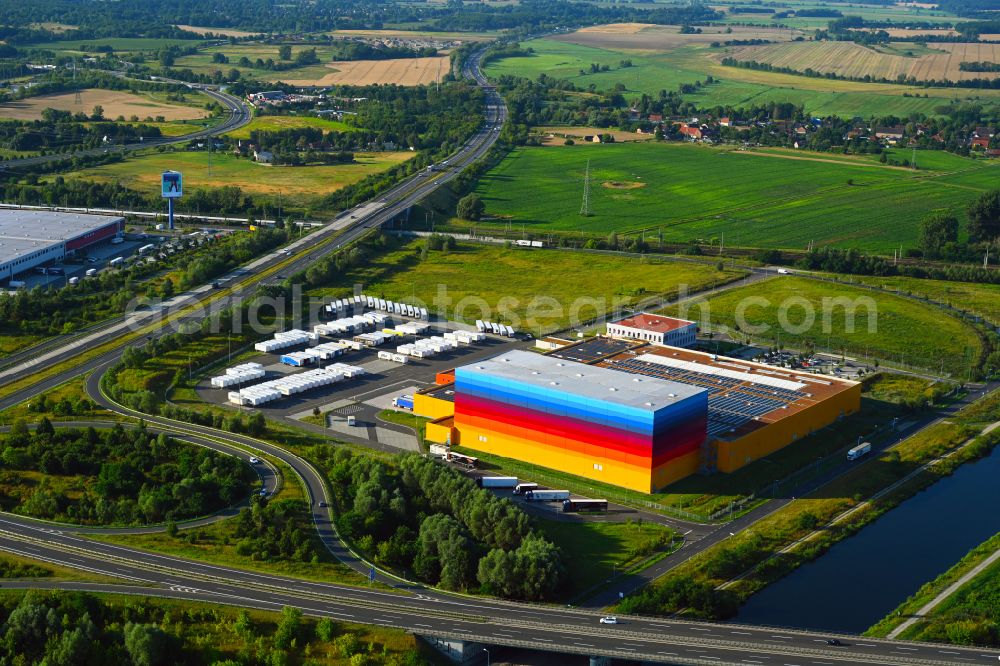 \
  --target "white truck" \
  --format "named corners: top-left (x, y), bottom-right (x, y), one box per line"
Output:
top-left (429, 443), bottom-right (449, 458)
top-left (525, 489), bottom-right (571, 502)
top-left (512, 482), bottom-right (539, 495)
top-left (847, 442), bottom-right (872, 461)
top-left (476, 476), bottom-right (518, 489)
